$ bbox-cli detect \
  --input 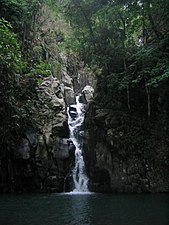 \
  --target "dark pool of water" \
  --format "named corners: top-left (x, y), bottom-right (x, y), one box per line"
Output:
top-left (0, 192), bottom-right (168, 225)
